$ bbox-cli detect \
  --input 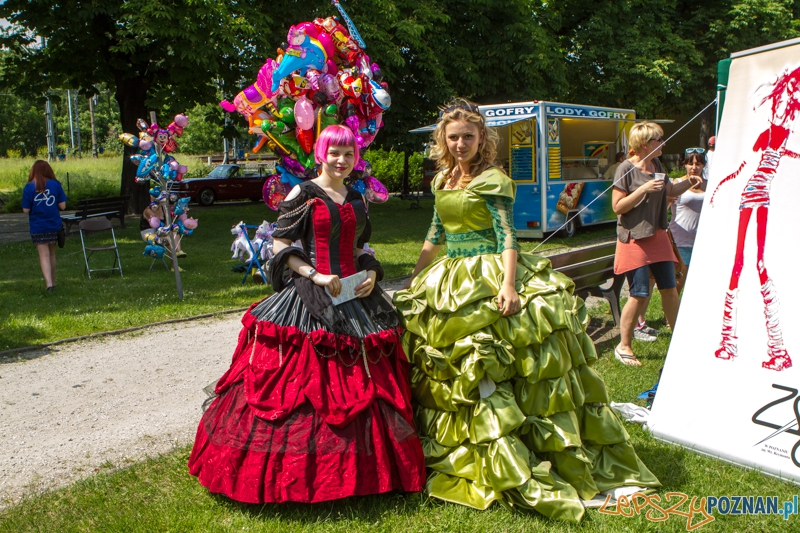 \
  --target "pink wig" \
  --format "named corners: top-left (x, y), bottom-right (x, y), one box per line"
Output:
top-left (314, 125), bottom-right (360, 167)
